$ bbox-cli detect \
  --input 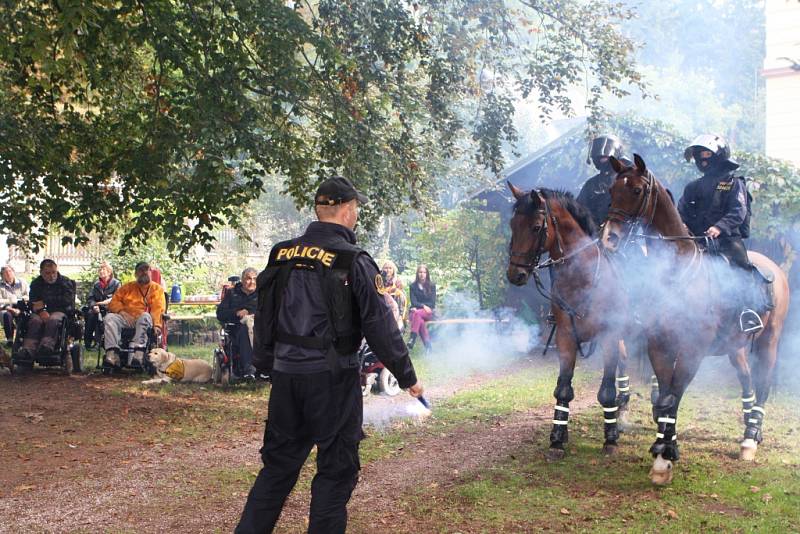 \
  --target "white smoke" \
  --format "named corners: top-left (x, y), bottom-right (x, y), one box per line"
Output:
top-left (423, 291), bottom-right (538, 377)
